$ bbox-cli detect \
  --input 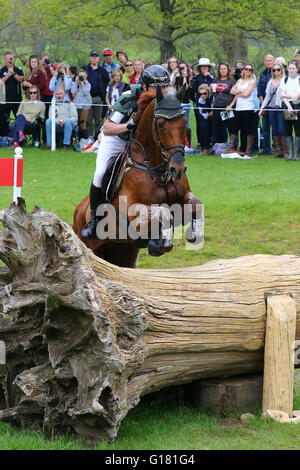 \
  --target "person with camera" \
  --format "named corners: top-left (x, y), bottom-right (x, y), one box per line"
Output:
top-left (167, 57), bottom-right (179, 95)
top-left (49, 62), bottom-right (72, 101)
top-left (0, 52), bottom-right (24, 136)
top-left (71, 69), bottom-right (92, 139)
top-left (174, 61), bottom-right (192, 146)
